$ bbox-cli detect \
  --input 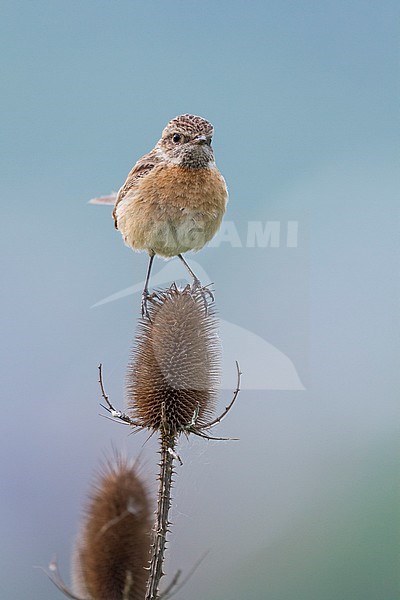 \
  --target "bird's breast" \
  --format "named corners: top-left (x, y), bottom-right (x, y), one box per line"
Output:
top-left (138, 164), bottom-right (228, 212)
top-left (115, 164), bottom-right (228, 257)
